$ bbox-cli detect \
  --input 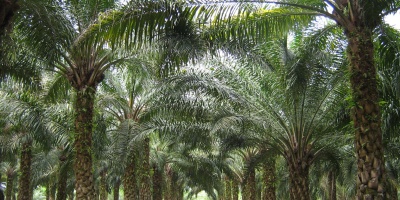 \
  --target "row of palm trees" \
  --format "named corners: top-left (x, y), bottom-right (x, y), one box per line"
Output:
top-left (0, 0), bottom-right (399, 199)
